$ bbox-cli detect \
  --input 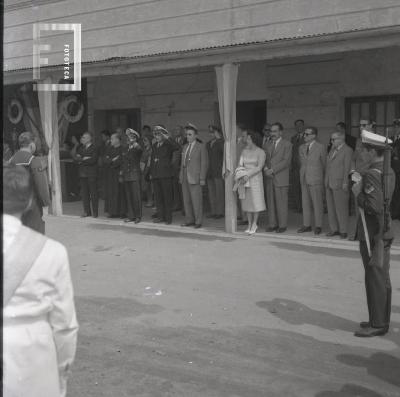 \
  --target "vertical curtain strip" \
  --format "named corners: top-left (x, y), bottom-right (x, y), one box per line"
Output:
top-left (215, 64), bottom-right (239, 177)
